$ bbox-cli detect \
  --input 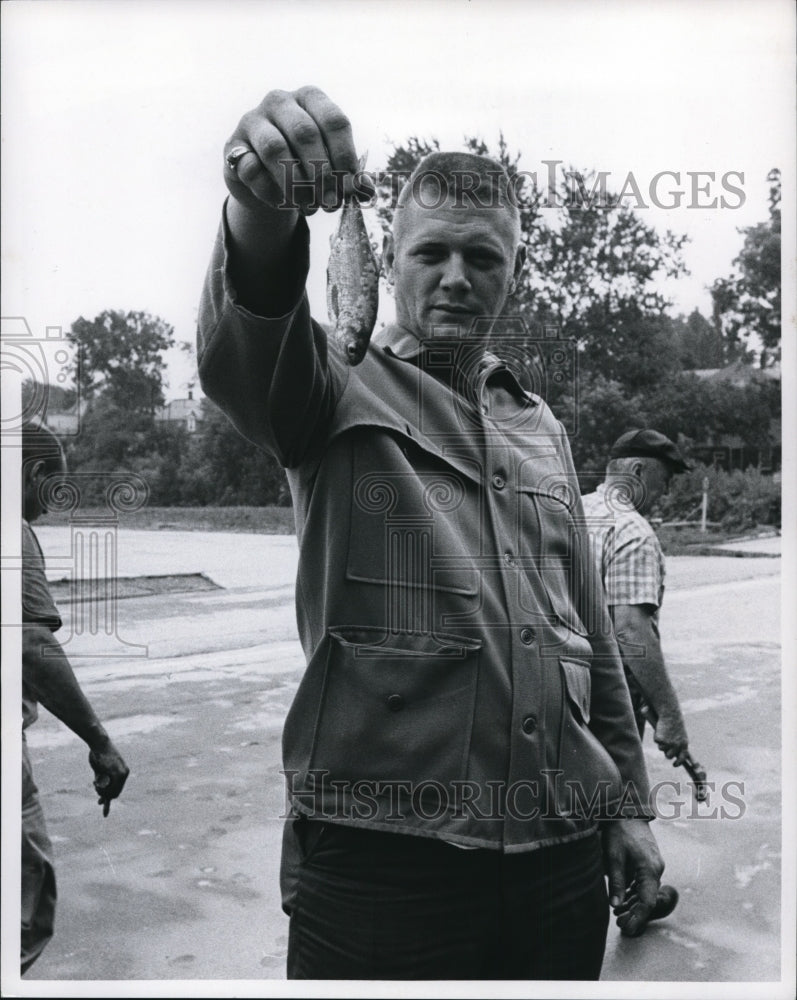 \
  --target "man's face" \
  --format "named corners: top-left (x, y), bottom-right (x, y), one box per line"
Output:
top-left (637, 459), bottom-right (671, 516)
top-left (384, 194), bottom-right (524, 342)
